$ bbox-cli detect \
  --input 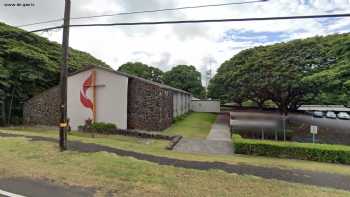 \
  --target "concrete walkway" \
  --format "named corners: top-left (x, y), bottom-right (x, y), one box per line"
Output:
top-left (173, 138), bottom-right (233, 155)
top-left (173, 113), bottom-right (233, 155)
top-left (207, 113), bottom-right (232, 142)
